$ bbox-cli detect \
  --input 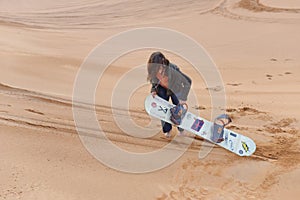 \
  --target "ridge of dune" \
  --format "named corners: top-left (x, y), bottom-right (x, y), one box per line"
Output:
top-left (210, 0), bottom-right (300, 24)
top-left (237, 0), bottom-right (300, 13)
